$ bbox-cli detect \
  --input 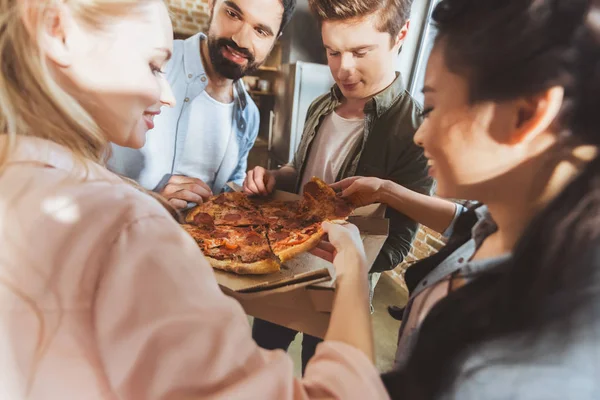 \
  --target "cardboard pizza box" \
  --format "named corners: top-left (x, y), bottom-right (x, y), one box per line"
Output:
top-left (215, 184), bottom-right (389, 339)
